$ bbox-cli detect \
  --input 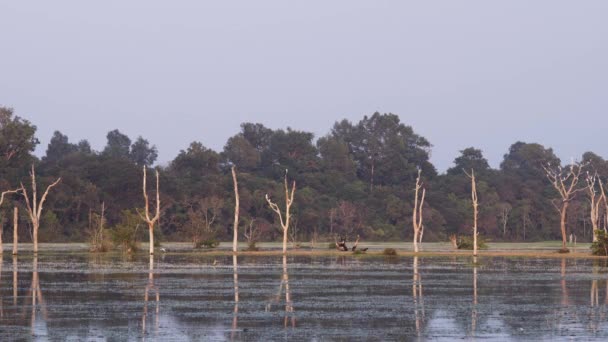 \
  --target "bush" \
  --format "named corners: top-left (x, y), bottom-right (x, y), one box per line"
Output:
top-left (328, 242), bottom-right (337, 249)
top-left (383, 248), bottom-right (398, 256)
top-left (110, 210), bottom-right (141, 253)
top-left (246, 241), bottom-right (259, 251)
top-left (457, 235), bottom-right (487, 250)
top-left (591, 230), bottom-right (608, 256)
top-left (195, 239), bottom-right (219, 249)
